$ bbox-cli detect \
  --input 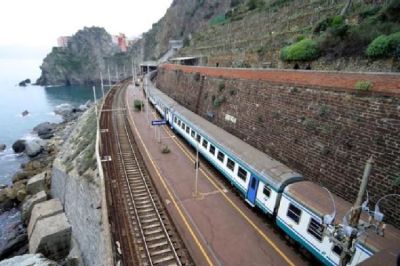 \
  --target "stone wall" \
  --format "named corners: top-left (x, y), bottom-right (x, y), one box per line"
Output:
top-left (156, 64), bottom-right (400, 227)
top-left (51, 108), bottom-right (108, 266)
